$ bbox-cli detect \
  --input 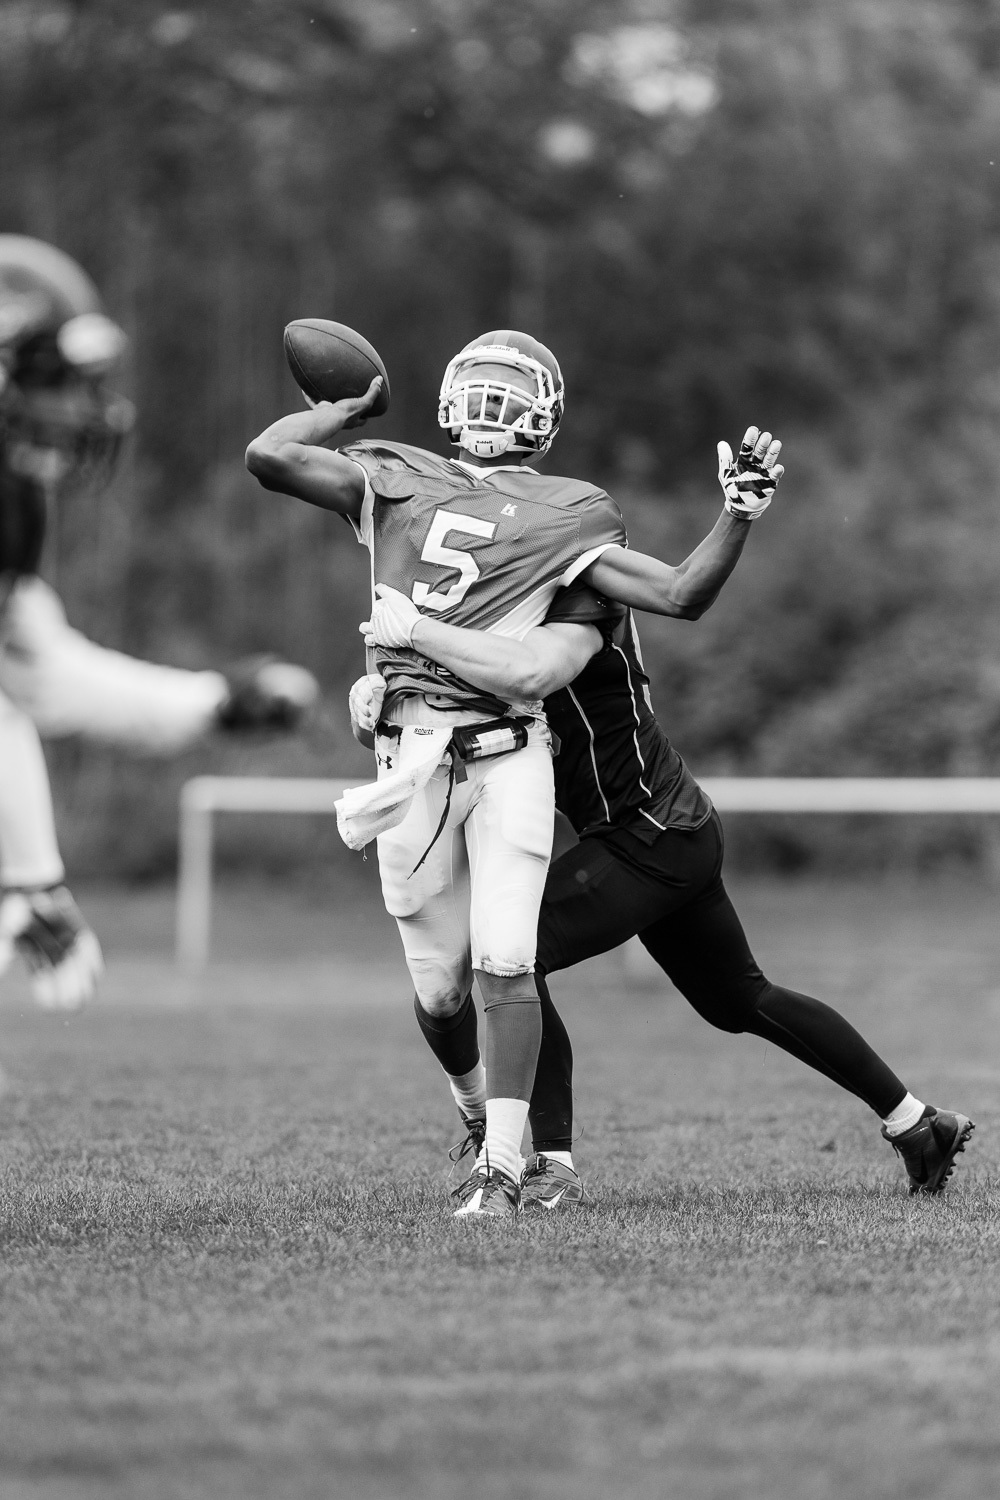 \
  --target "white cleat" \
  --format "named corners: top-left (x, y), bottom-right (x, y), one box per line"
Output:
top-left (451, 1165), bottom-right (521, 1218)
